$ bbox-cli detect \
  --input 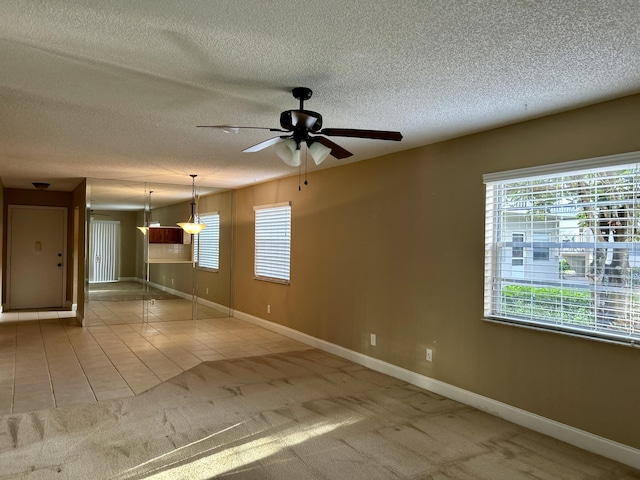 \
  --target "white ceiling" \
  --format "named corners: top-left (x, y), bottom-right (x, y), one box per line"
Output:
top-left (2, 1), bottom-right (640, 205)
